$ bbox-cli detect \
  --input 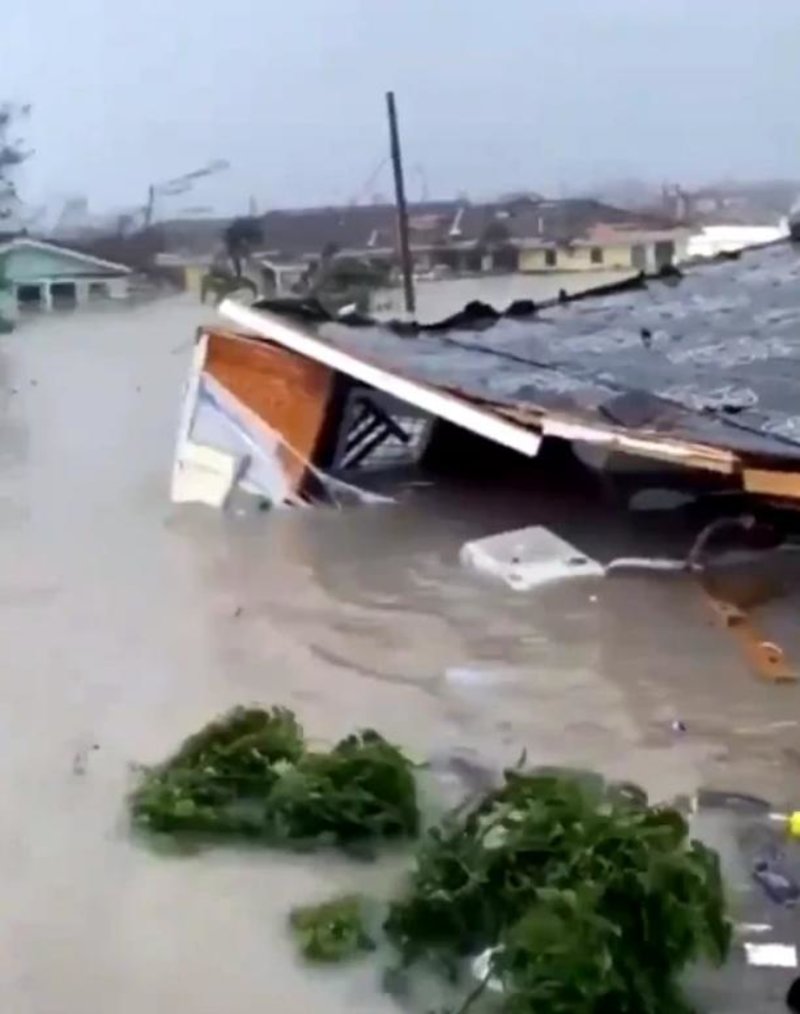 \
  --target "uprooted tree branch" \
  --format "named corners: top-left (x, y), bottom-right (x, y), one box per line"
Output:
top-left (130, 706), bottom-right (732, 1014)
